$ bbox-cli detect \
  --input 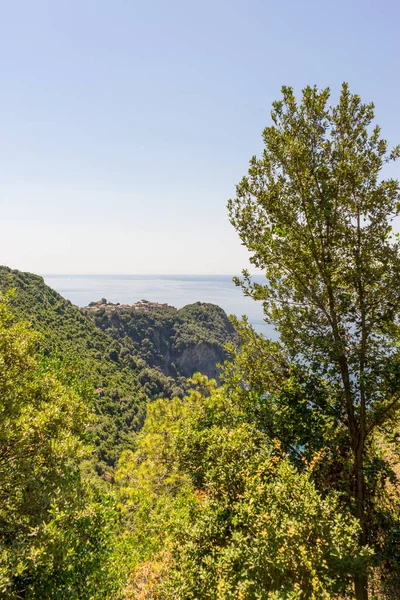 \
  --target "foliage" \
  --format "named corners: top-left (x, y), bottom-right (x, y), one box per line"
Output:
top-left (0, 266), bottom-right (147, 468)
top-left (116, 380), bottom-right (366, 599)
top-left (112, 397), bottom-right (194, 593)
top-left (0, 294), bottom-right (117, 599)
top-left (83, 301), bottom-right (236, 384)
top-left (3, 83), bottom-right (400, 599)
top-left (228, 83), bottom-right (400, 598)
top-left (0, 268), bottom-right (236, 469)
